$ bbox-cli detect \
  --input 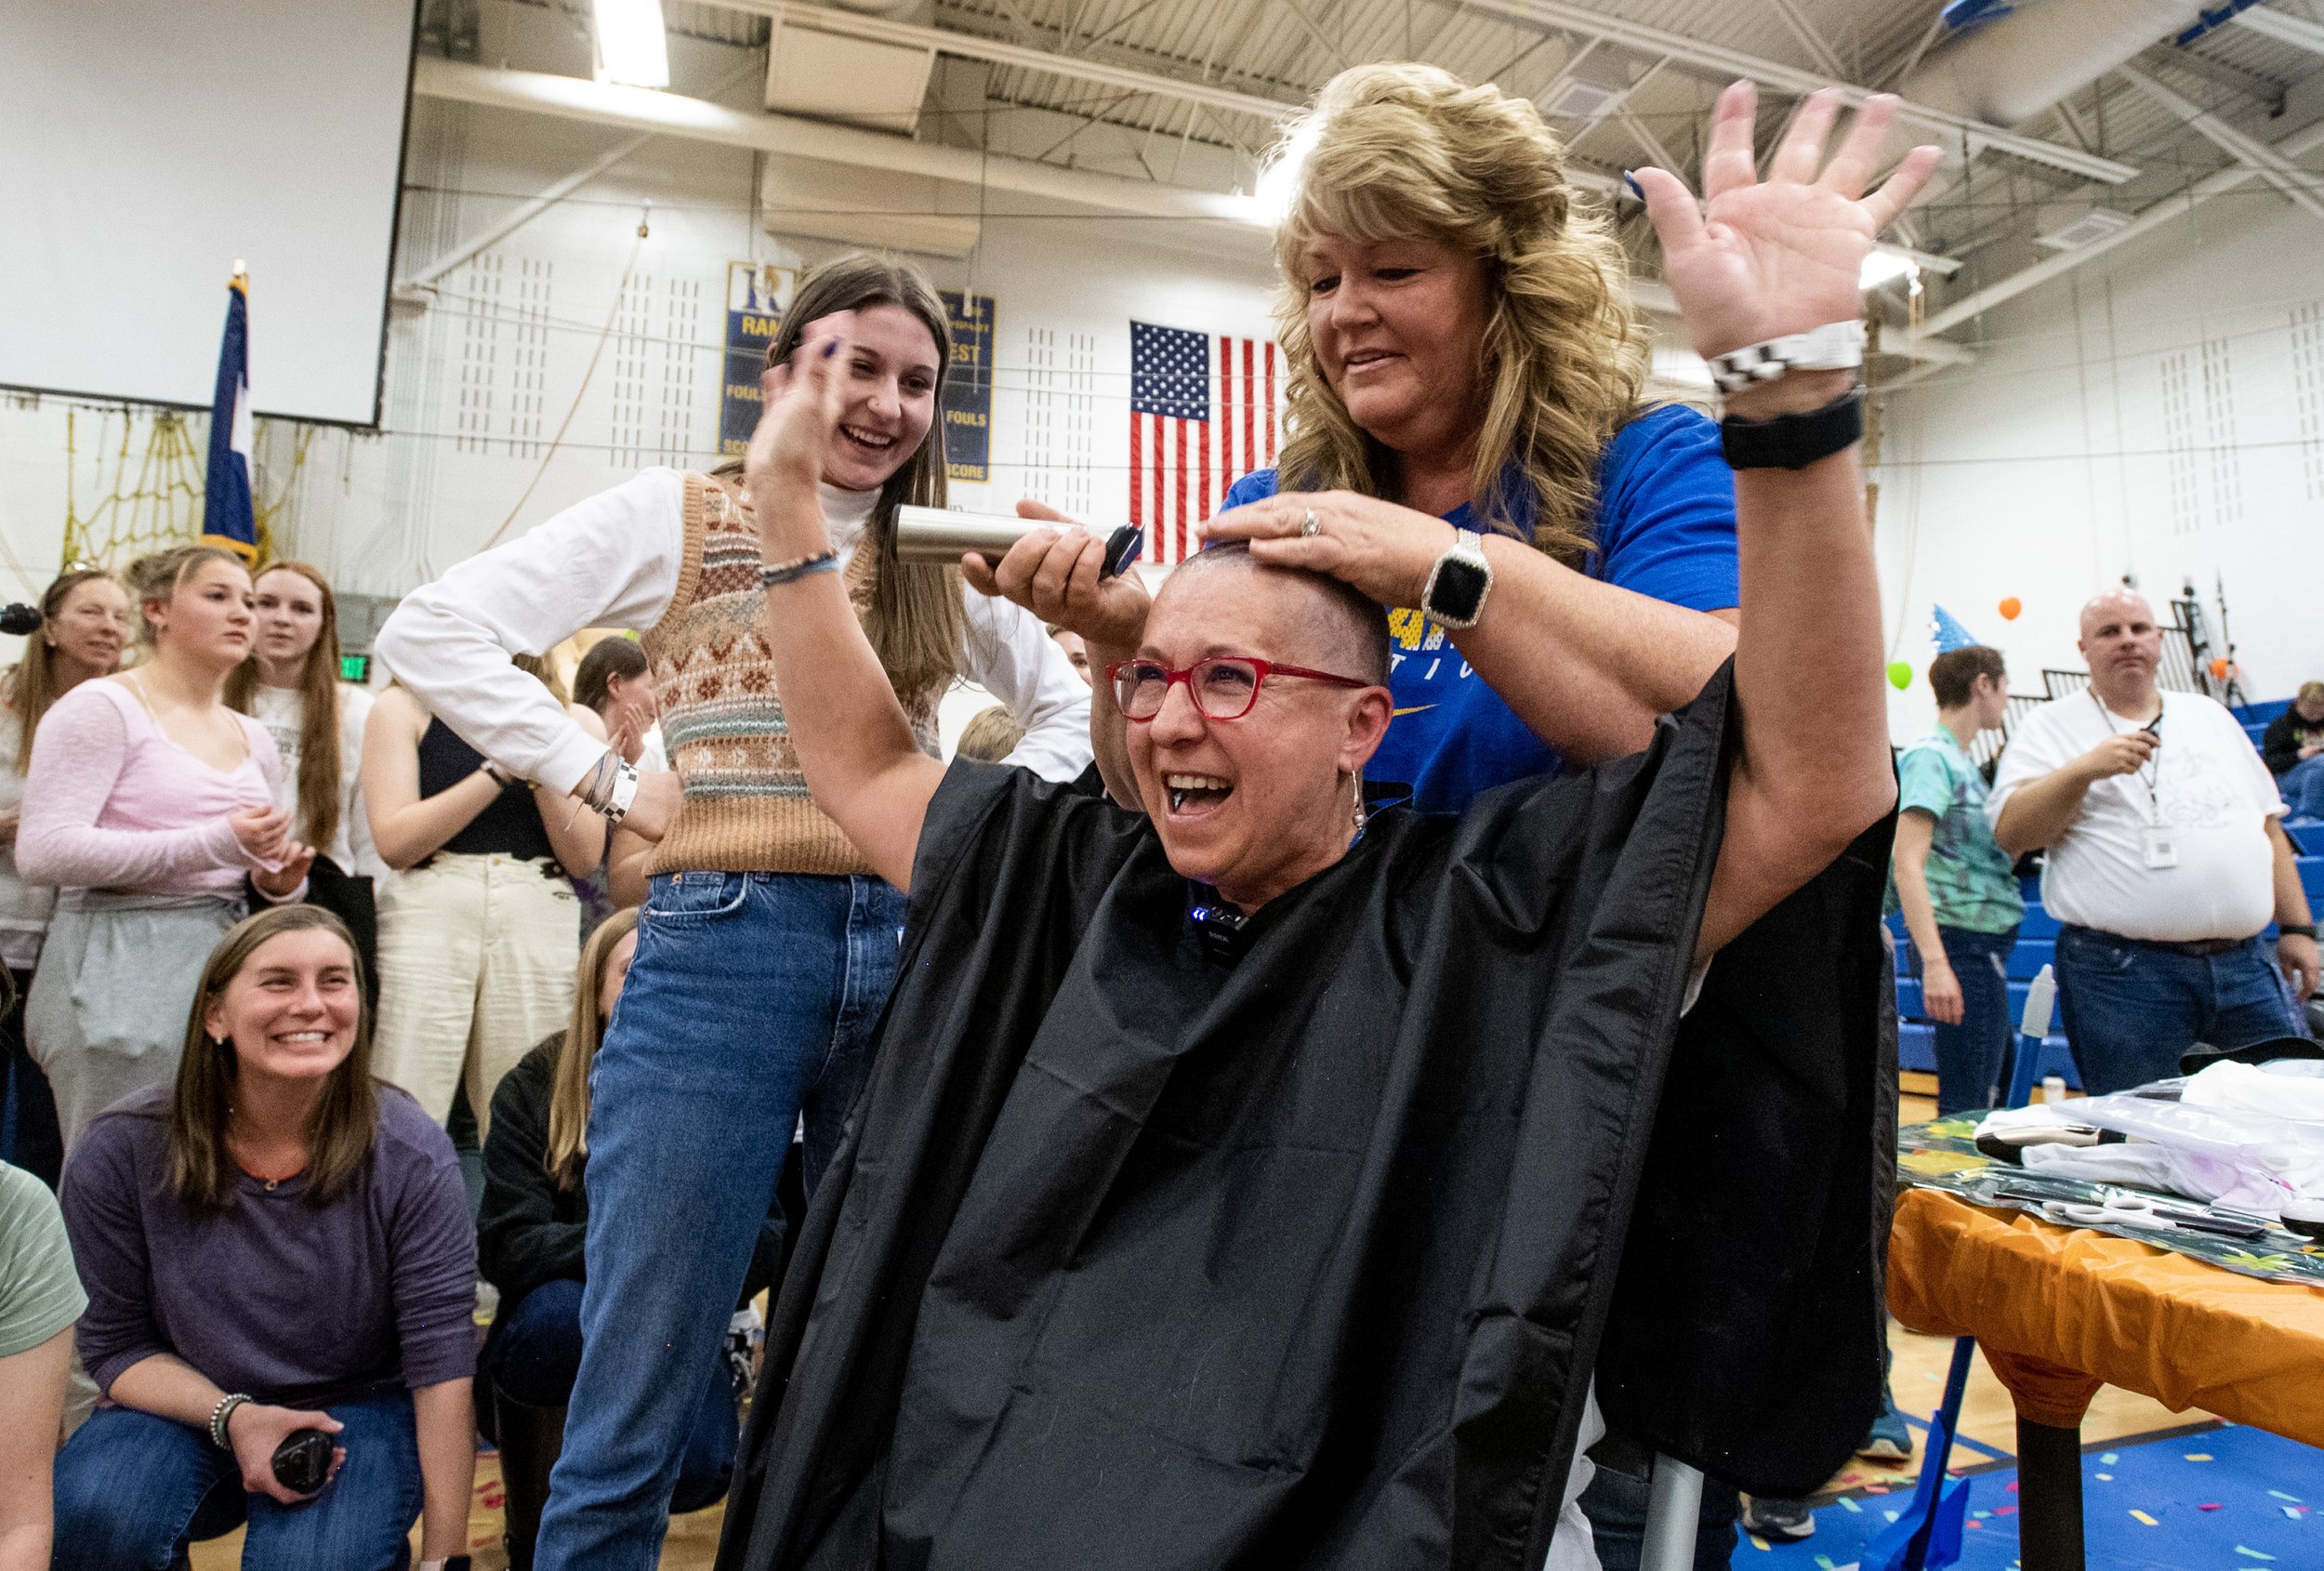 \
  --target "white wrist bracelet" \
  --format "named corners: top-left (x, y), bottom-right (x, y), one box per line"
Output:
top-left (602, 759), bottom-right (640, 825)
top-left (1706, 319), bottom-right (1865, 394)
